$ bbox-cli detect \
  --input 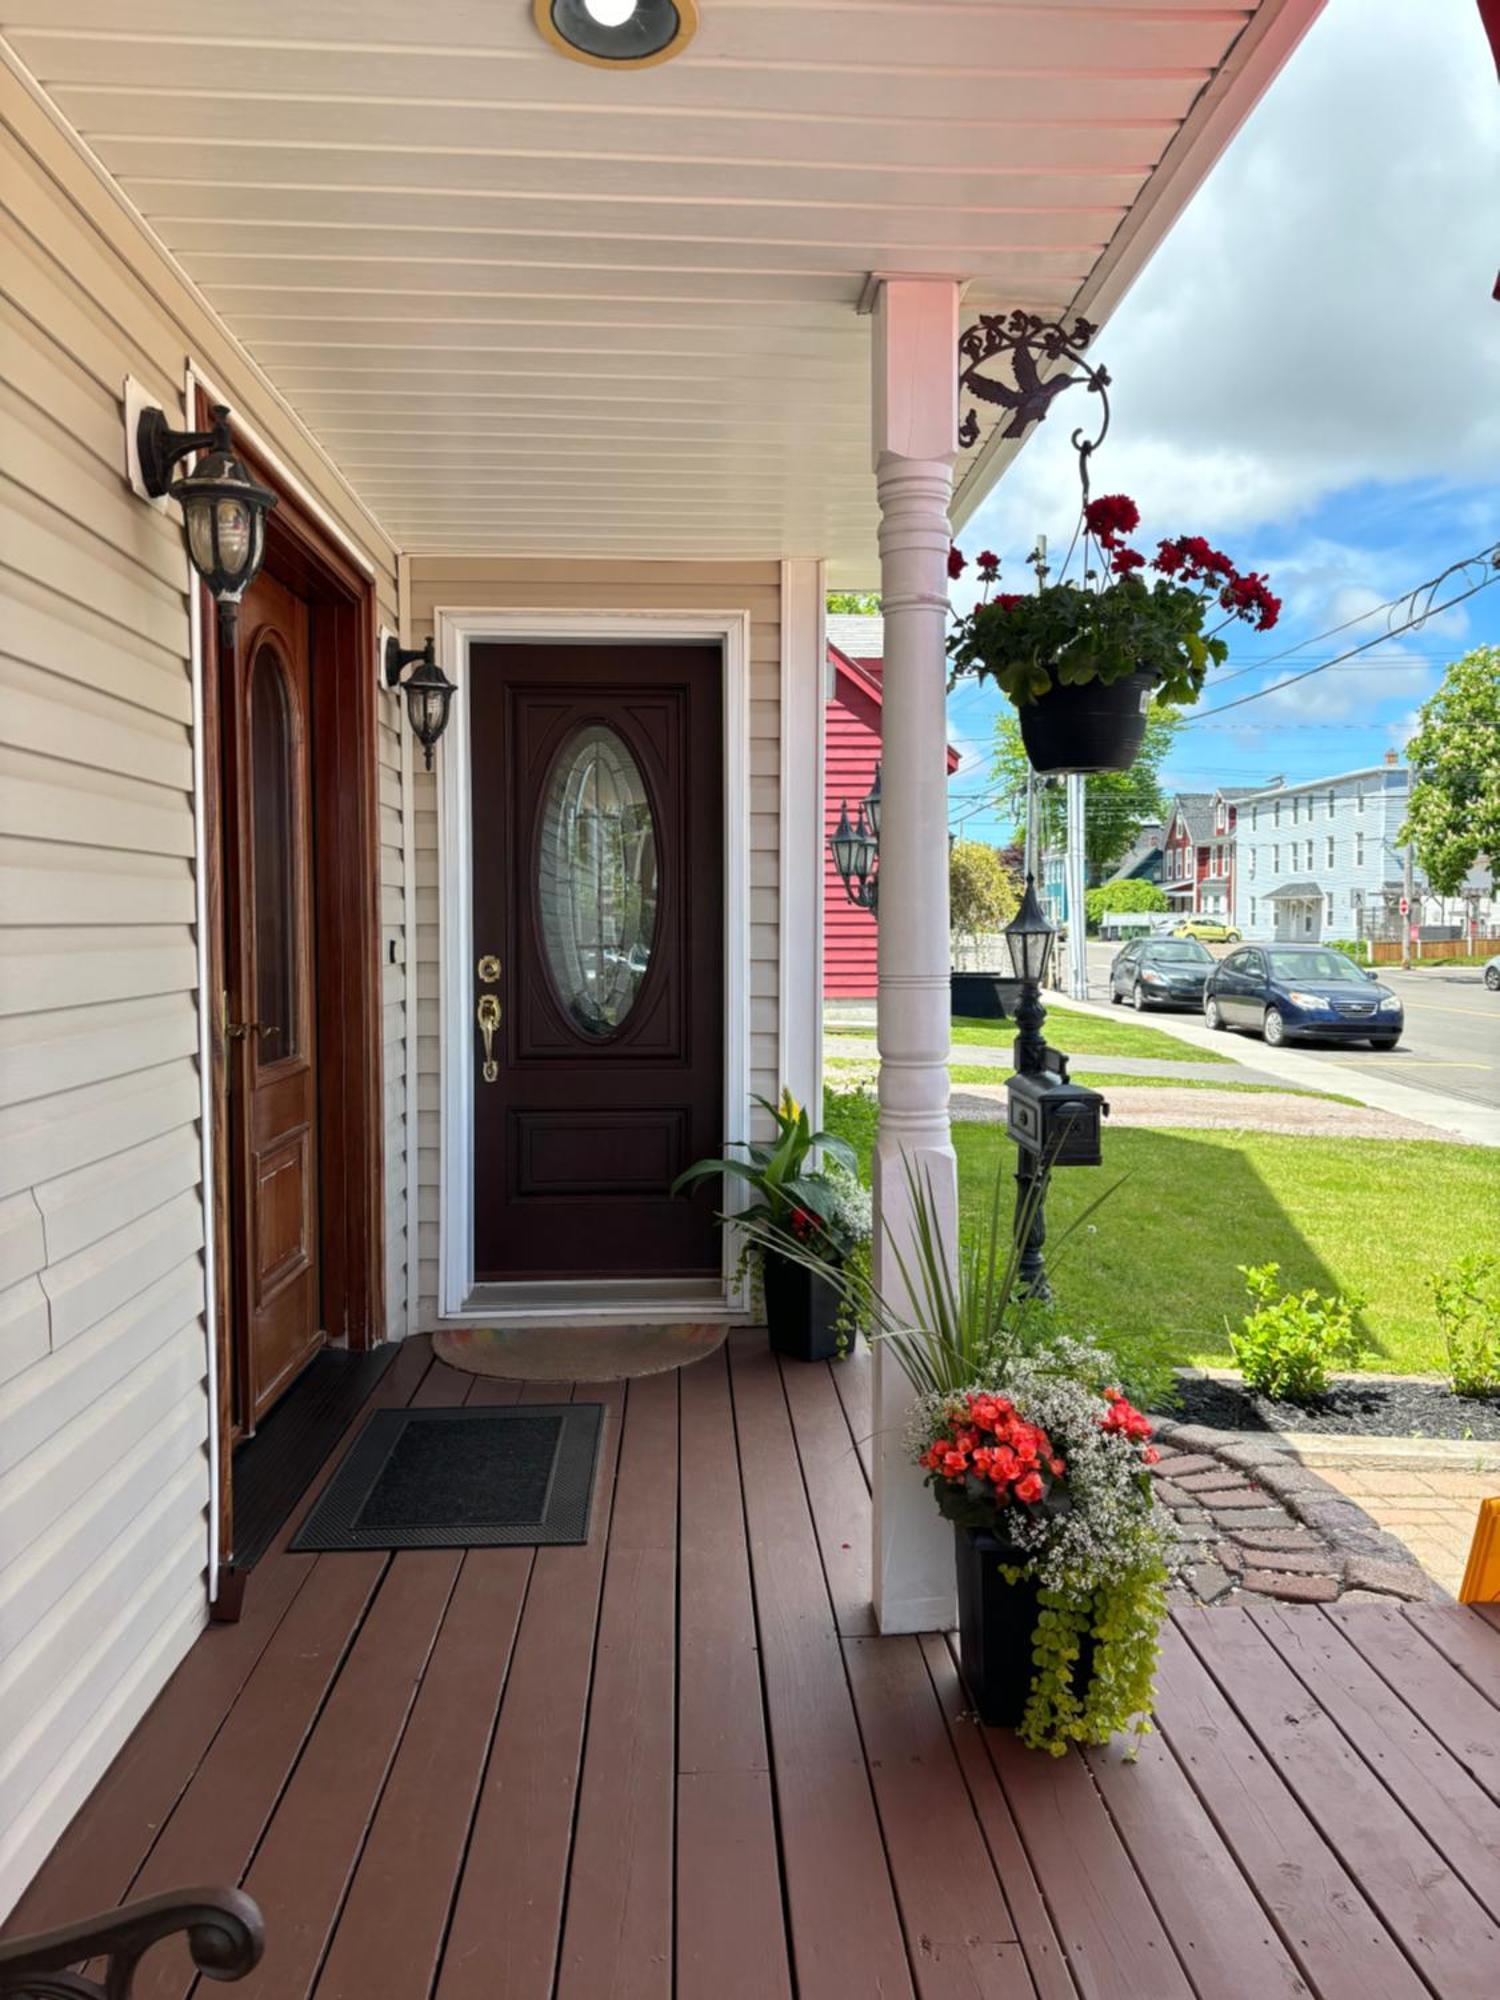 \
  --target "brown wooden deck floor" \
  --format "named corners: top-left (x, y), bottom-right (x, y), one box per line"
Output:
top-left (9, 1333), bottom-right (1500, 1999)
